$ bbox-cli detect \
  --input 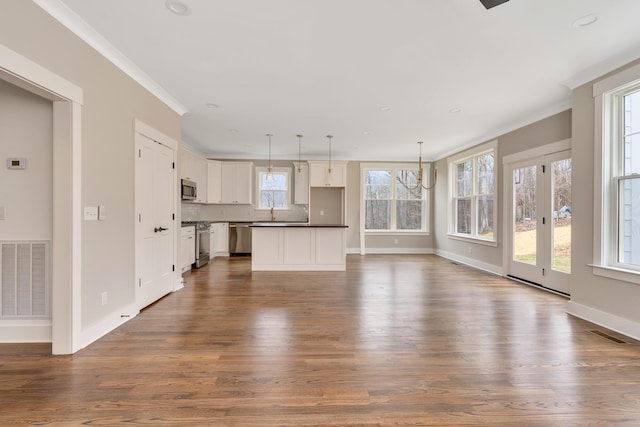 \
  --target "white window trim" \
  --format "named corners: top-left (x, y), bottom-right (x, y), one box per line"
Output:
top-left (592, 62), bottom-right (640, 284)
top-left (447, 140), bottom-right (498, 243)
top-left (255, 167), bottom-right (291, 210)
top-left (360, 162), bottom-right (431, 235)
